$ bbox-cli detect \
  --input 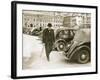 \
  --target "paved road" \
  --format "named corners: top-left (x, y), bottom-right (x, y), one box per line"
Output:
top-left (23, 34), bottom-right (90, 70)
